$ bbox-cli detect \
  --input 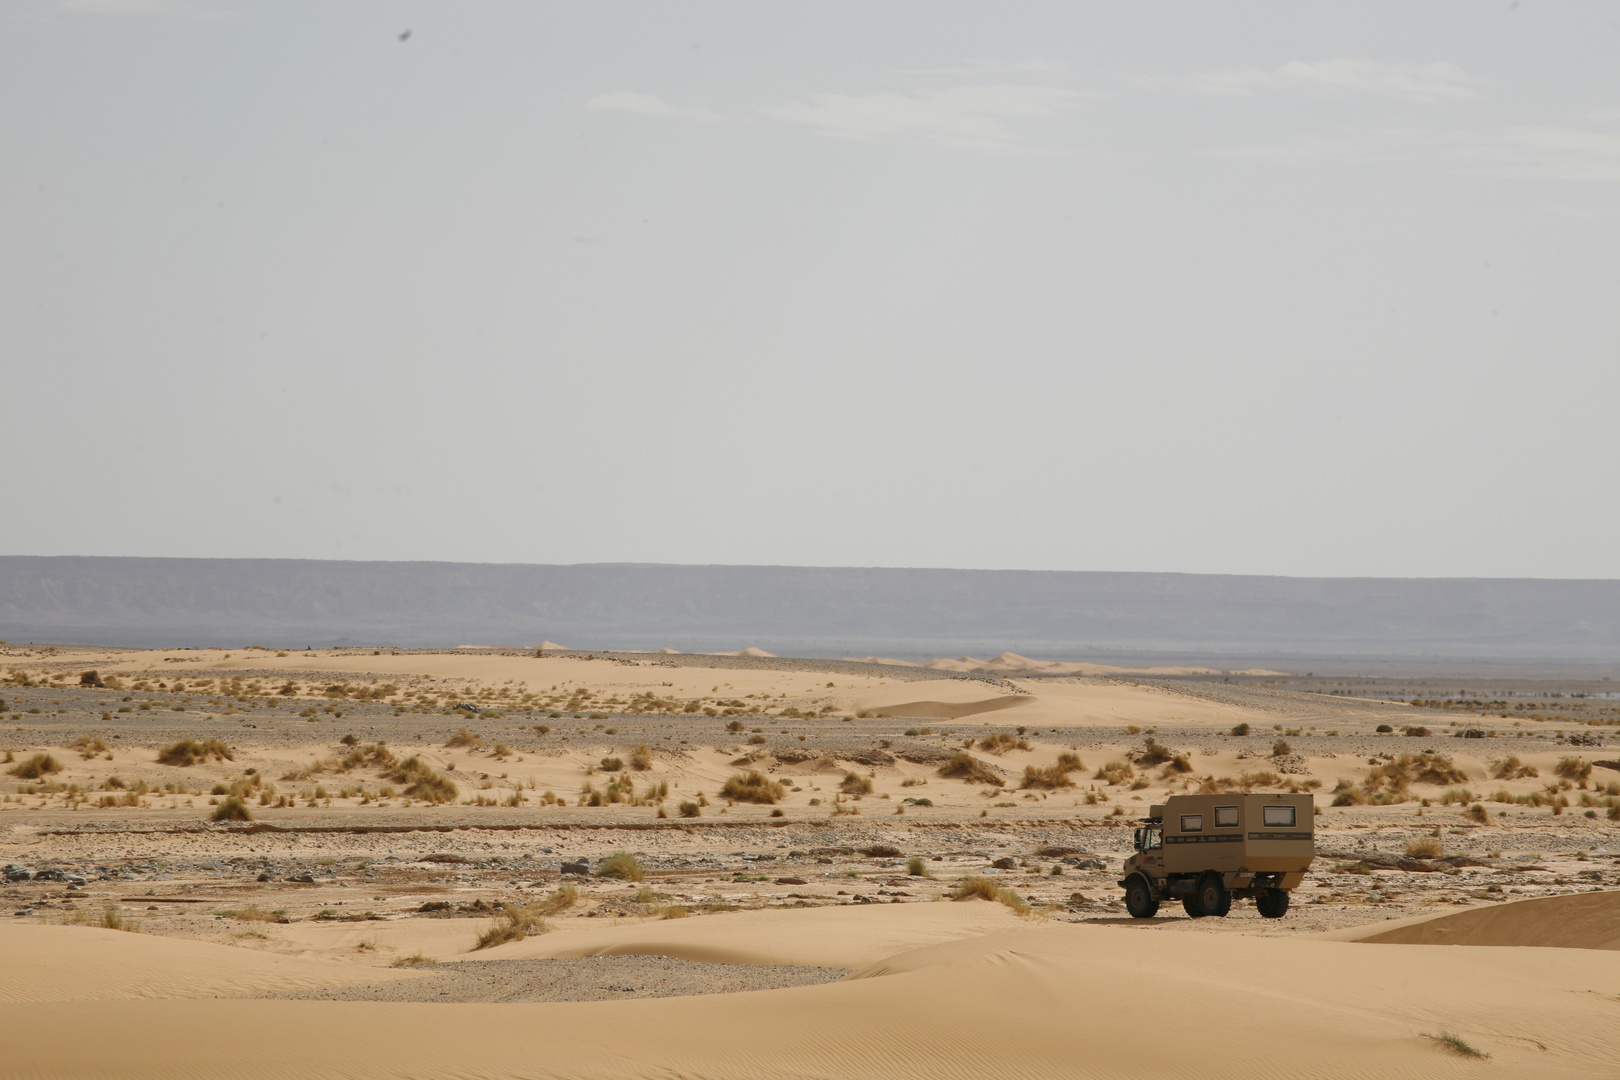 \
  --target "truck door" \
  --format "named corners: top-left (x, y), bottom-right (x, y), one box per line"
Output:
top-left (1137, 825), bottom-right (1164, 877)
